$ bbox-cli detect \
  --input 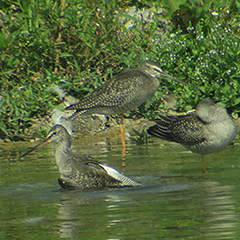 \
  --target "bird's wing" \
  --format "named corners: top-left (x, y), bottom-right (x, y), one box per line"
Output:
top-left (169, 116), bottom-right (206, 145)
top-left (148, 114), bottom-right (206, 146)
top-left (68, 154), bottom-right (122, 188)
top-left (72, 154), bottom-right (107, 172)
top-left (148, 115), bottom-right (176, 142)
top-left (66, 70), bottom-right (148, 110)
top-left (72, 154), bottom-right (140, 187)
top-left (100, 164), bottom-right (141, 187)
